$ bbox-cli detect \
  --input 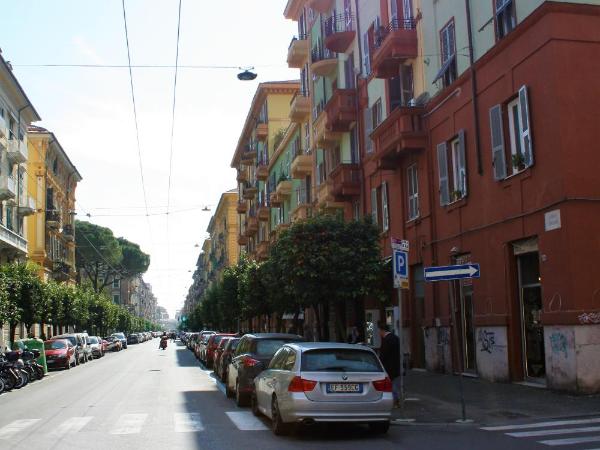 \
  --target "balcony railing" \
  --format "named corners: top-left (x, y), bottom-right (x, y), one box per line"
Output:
top-left (0, 222), bottom-right (27, 254)
top-left (372, 18), bottom-right (418, 78)
top-left (287, 34), bottom-right (309, 69)
top-left (324, 88), bottom-right (357, 132)
top-left (0, 176), bottom-right (16, 200)
top-left (256, 153), bottom-right (270, 181)
top-left (329, 162), bottom-right (361, 199)
top-left (310, 44), bottom-right (337, 77)
top-left (7, 139), bottom-right (27, 164)
top-left (324, 13), bottom-right (356, 53)
top-left (18, 195), bottom-right (36, 216)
